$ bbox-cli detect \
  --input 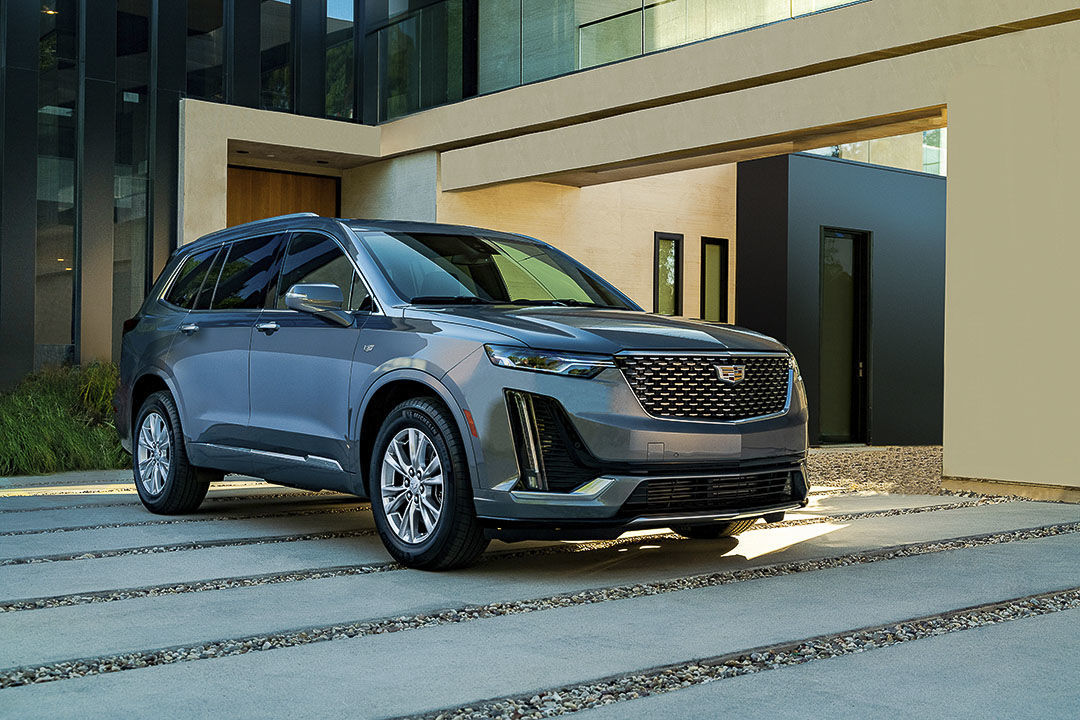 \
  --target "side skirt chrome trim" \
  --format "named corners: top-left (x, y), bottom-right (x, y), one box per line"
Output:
top-left (199, 443), bottom-right (344, 473)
